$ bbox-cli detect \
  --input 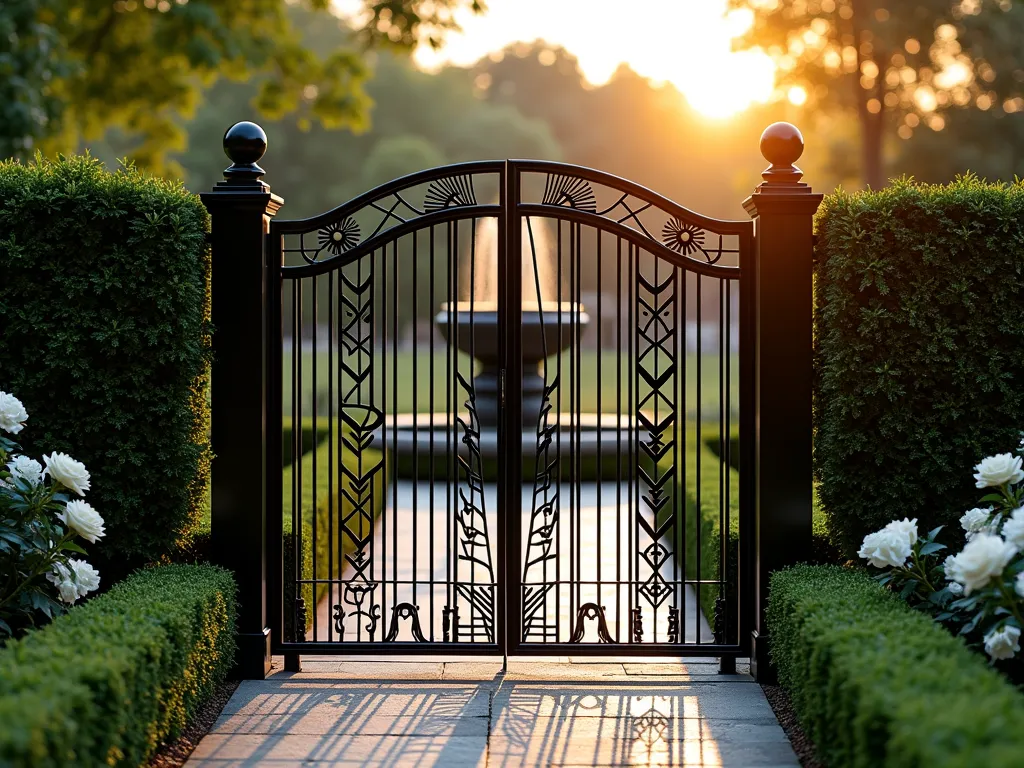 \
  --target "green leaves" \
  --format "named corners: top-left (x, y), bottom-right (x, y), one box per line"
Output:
top-left (814, 178), bottom-right (1024, 559)
top-left (0, 564), bottom-right (236, 765)
top-left (769, 565), bottom-right (1024, 767)
top-left (3, 0), bottom-right (483, 172)
top-left (0, 155), bottom-right (212, 570)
